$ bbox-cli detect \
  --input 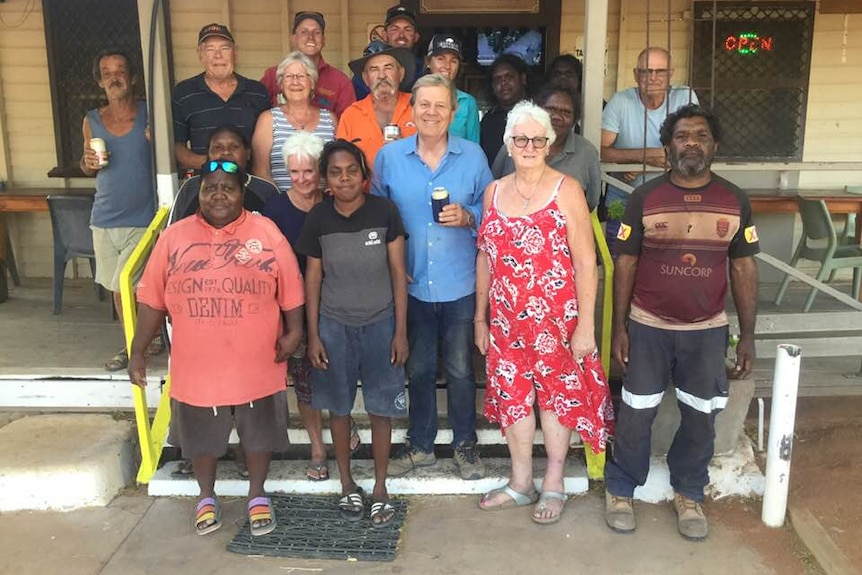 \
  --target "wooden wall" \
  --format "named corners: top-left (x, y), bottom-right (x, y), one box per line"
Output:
top-left (0, 0), bottom-right (860, 277)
